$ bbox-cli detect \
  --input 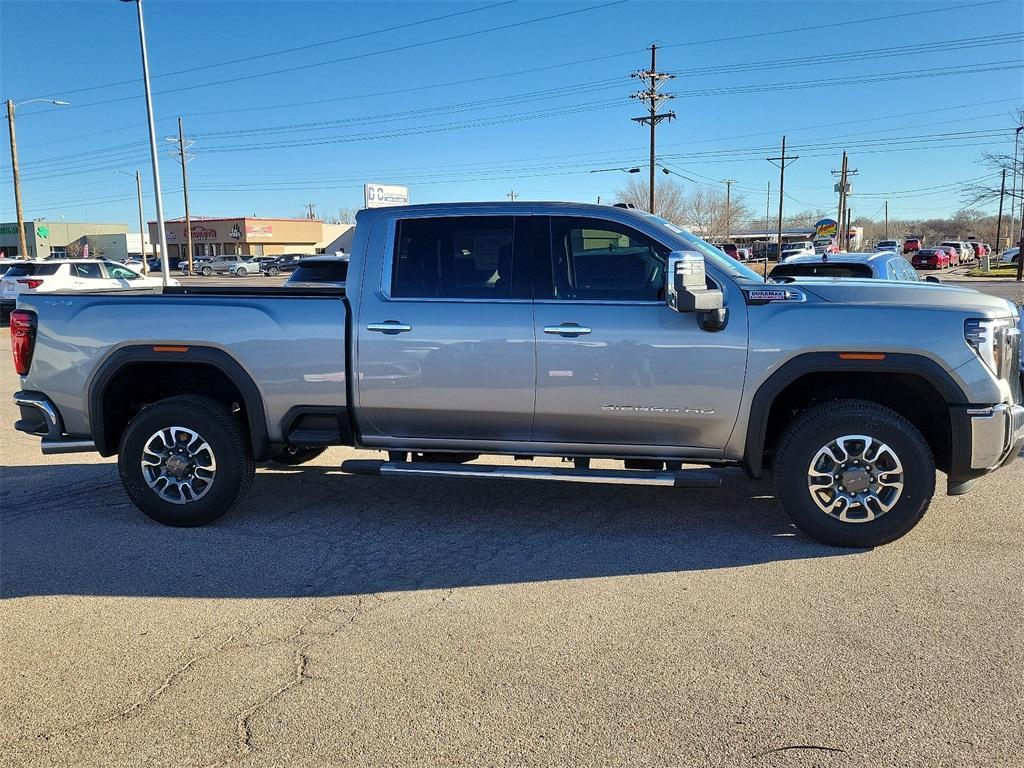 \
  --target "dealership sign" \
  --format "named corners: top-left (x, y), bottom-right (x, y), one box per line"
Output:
top-left (364, 183), bottom-right (409, 208)
top-left (245, 223), bottom-right (273, 237)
